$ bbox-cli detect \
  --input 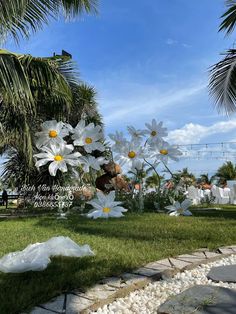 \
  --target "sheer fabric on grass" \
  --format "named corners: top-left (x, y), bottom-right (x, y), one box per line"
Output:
top-left (0, 236), bottom-right (94, 273)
